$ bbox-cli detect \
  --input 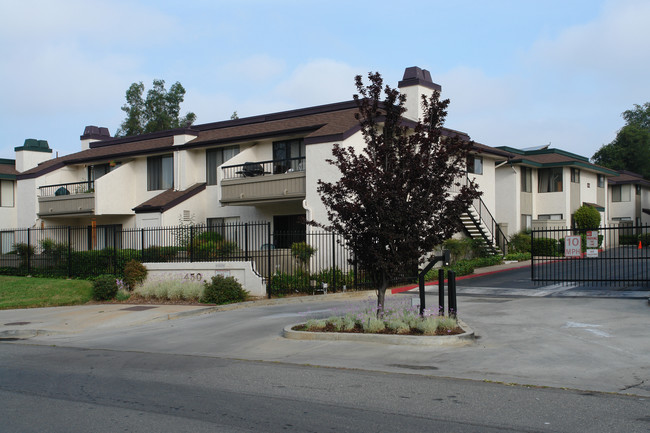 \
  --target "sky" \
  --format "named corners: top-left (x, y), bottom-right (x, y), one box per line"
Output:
top-left (1, 0), bottom-right (649, 162)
